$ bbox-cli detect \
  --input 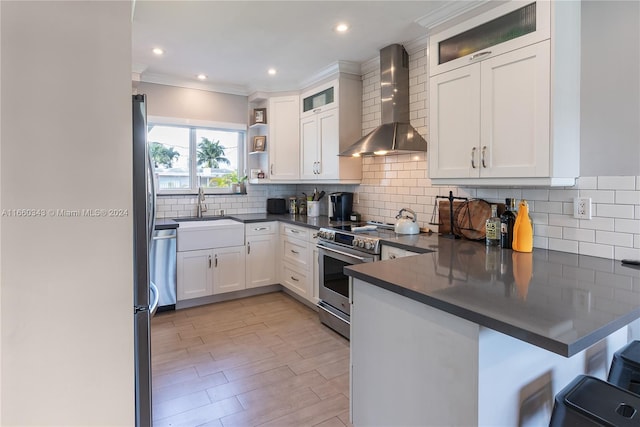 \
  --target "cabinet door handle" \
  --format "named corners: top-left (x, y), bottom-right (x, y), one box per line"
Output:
top-left (247, 242), bottom-right (251, 255)
top-left (270, 163), bottom-right (274, 175)
top-left (313, 108), bottom-right (322, 113)
top-left (469, 51), bottom-right (492, 61)
top-left (316, 162), bottom-right (321, 175)
top-left (481, 146), bottom-right (487, 168)
top-left (290, 276), bottom-right (299, 282)
top-left (208, 255), bottom-right (212, 268)
top-left (214, 254), bottom-right (218, 268)
top-left (471, 147), bottom-right (477, 169)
